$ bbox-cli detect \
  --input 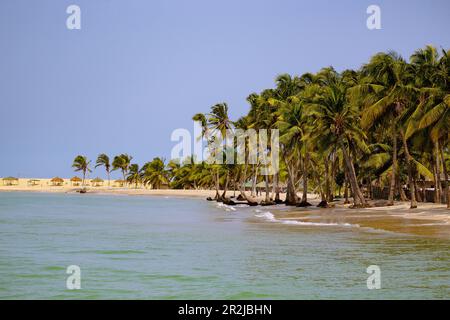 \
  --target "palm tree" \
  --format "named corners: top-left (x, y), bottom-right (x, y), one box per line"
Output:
top-left (126, 164), bottom-right (141, 188)
top-left (356, 52), bottom-right (419, 208)
top-left (409, 47), bottom-right (450, 208)
top-left (183, 45), bottom-right (449, 209)
top-left (72, 155), bottom-right (91, 187)
top-left (234, 115), bottom-right (257, 204)
top-left (310, 73), bottom-right (368, 207)
top-left (95, 154), bottom-right (111, 186)
top-left (142, 157), bottom-right (168, 189)
top-left (271, 74), bottom-right (304, 205)
top-left (112, 154), bottom-right (133, 186)
top-left (193, 103), bottom-right (232, 201)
